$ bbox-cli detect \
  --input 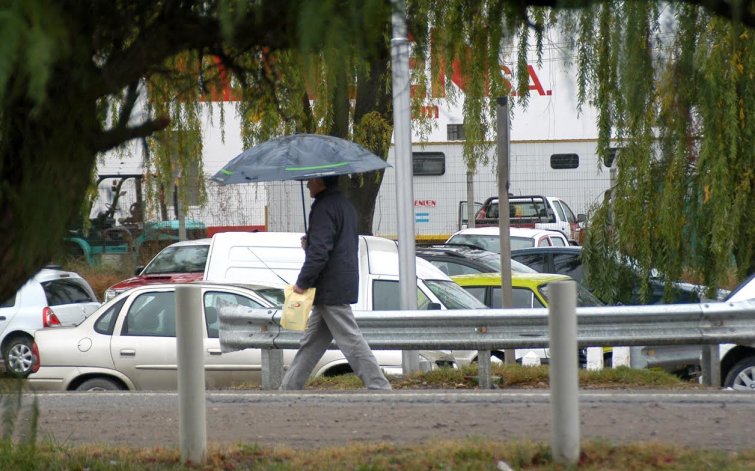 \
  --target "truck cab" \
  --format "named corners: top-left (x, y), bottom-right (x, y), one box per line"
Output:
top-left (472, 194), bottom-right (585, 244)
